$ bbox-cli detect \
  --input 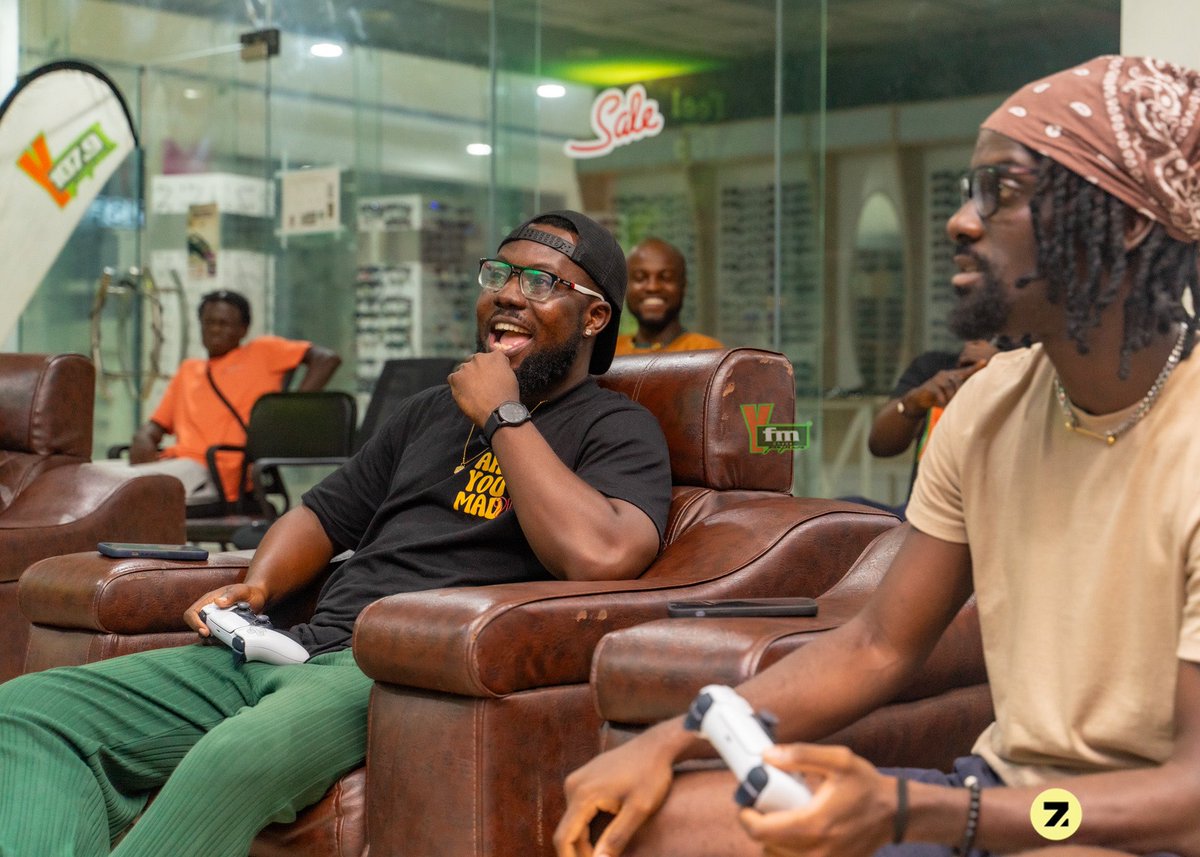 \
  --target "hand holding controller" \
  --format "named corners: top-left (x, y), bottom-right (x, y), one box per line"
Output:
top-left (197, 601), bottom-right (310, 666)
top-left (684, 684), bottom-right (811, 812)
